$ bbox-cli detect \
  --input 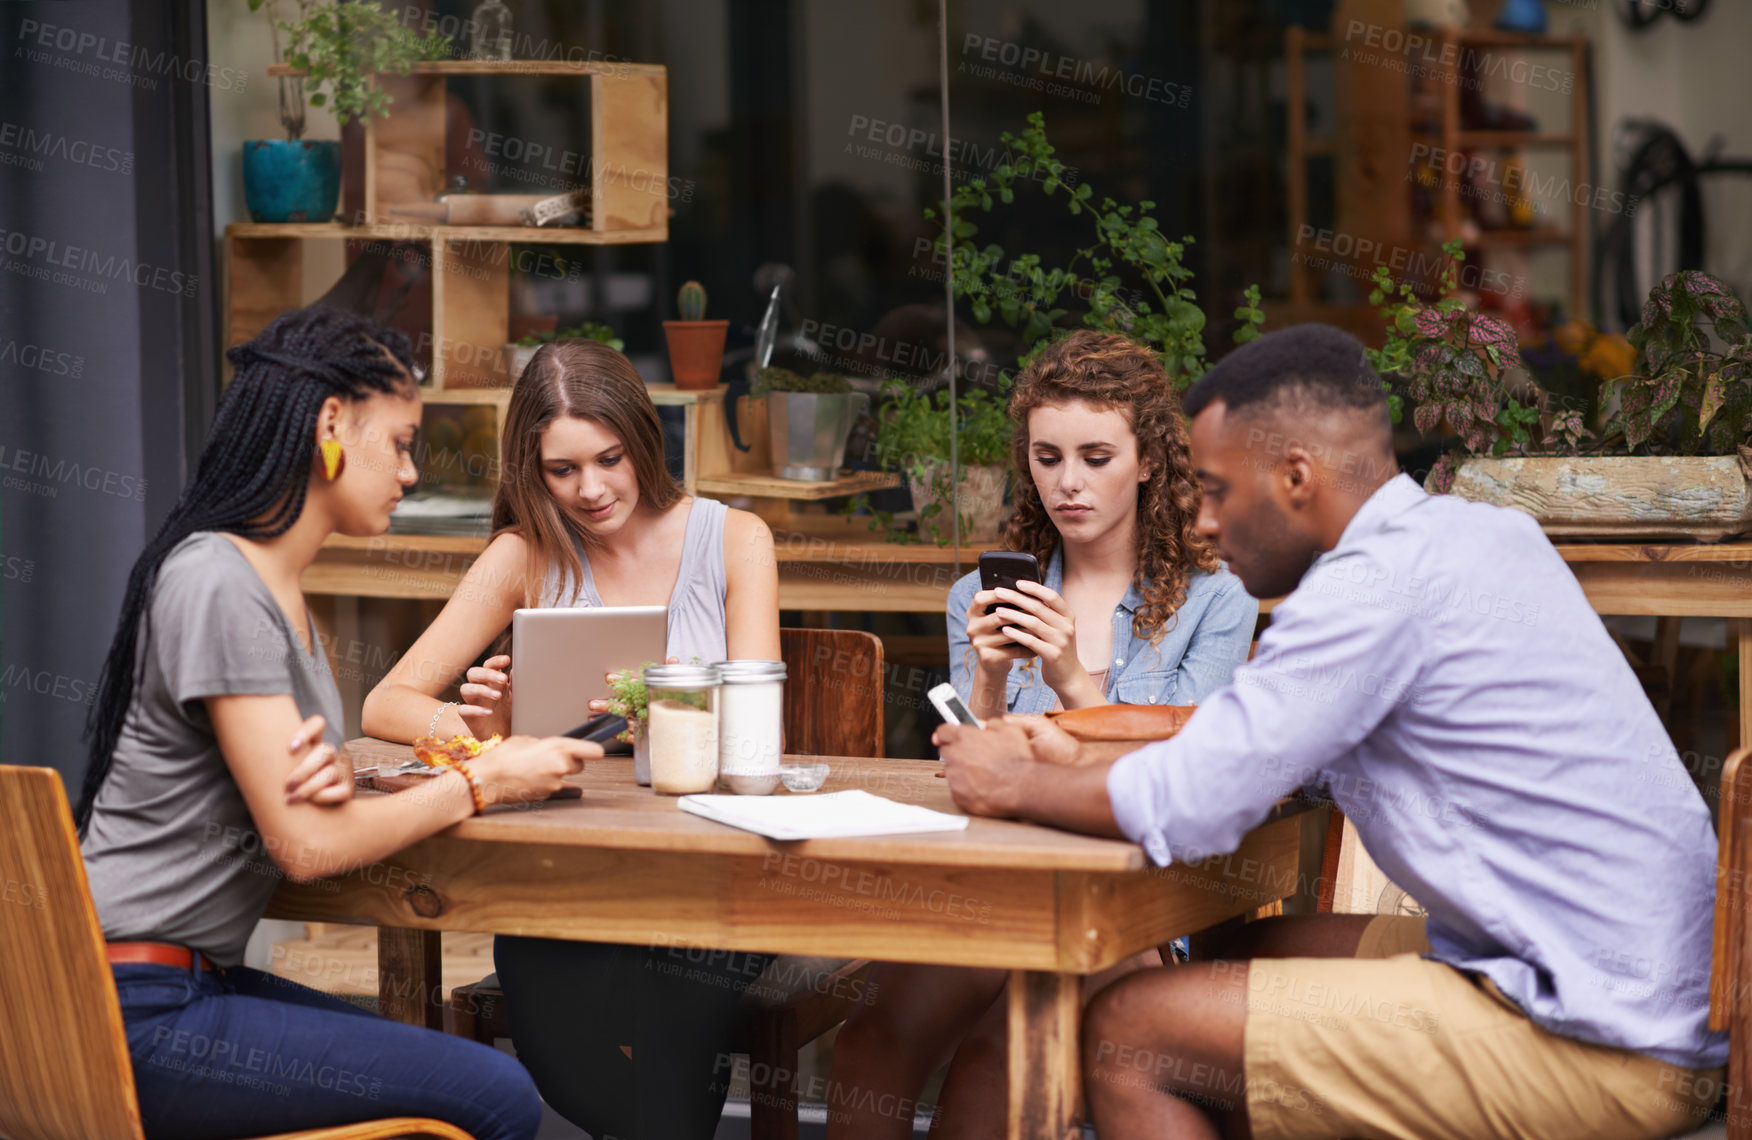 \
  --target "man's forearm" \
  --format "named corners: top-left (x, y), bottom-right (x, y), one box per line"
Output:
top-left (1013, 757), bottom-right (1126, 838)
